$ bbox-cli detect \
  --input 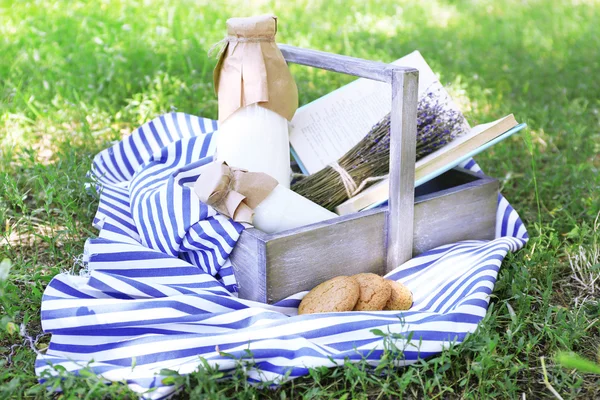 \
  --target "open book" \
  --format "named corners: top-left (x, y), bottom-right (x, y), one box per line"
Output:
top-left (289, 50), bottom-right (525, 215)
top-left (289, 51), bottom-right (464, 175)
top-left (335, 115), bottom-right (523, 215)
